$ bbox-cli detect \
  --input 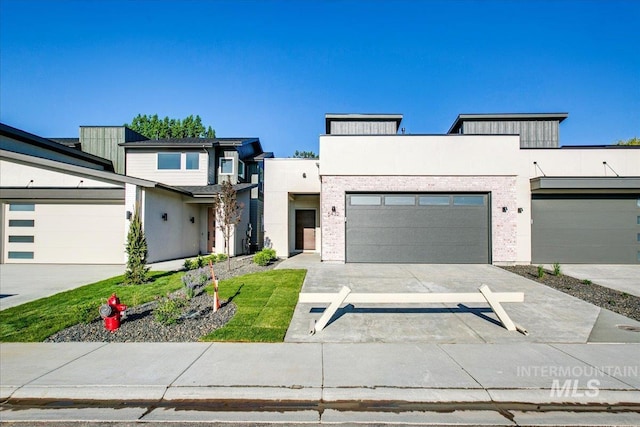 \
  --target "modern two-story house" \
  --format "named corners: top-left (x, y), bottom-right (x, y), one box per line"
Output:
top-left (1, 123), bottom-right (272, 264)
top-left (264, 113), bottom-right (640, 265)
